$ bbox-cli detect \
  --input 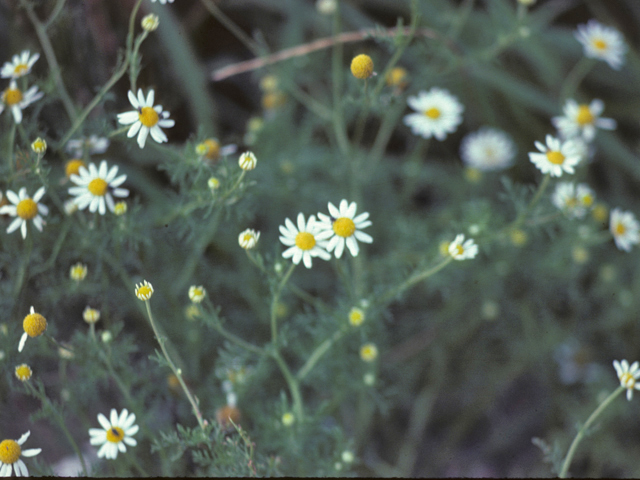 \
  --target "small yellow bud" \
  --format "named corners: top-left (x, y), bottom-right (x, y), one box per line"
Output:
top-left (141, 14), bottom-right (159, 31)
top-left (350, 54), bottom-right (374, 79)
top-left (31, 137), bottom-right (47, 154)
